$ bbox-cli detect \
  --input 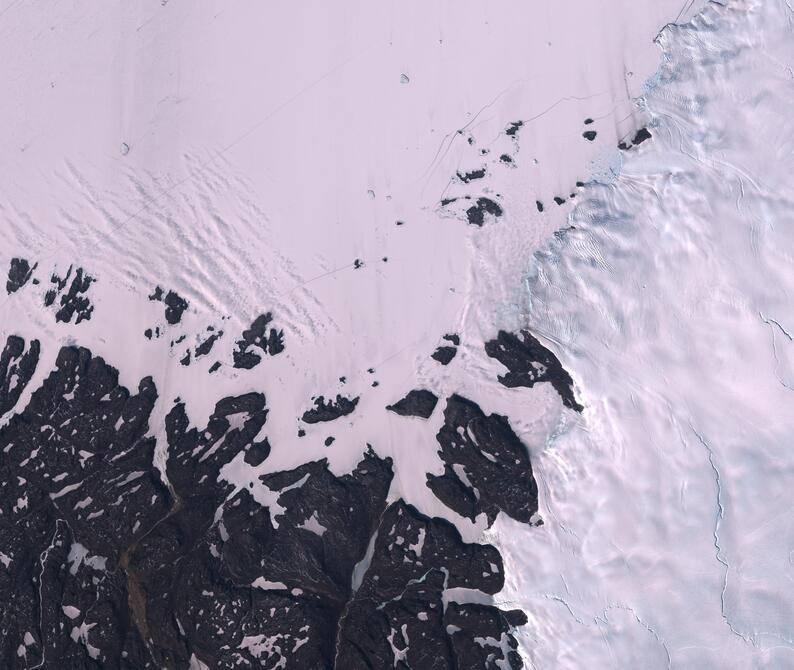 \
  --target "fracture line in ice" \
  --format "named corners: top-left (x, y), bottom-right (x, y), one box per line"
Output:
top-left (760, 312), bottom-right (794, 392)
top-left (689, 423), bottom-right (756, 647)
